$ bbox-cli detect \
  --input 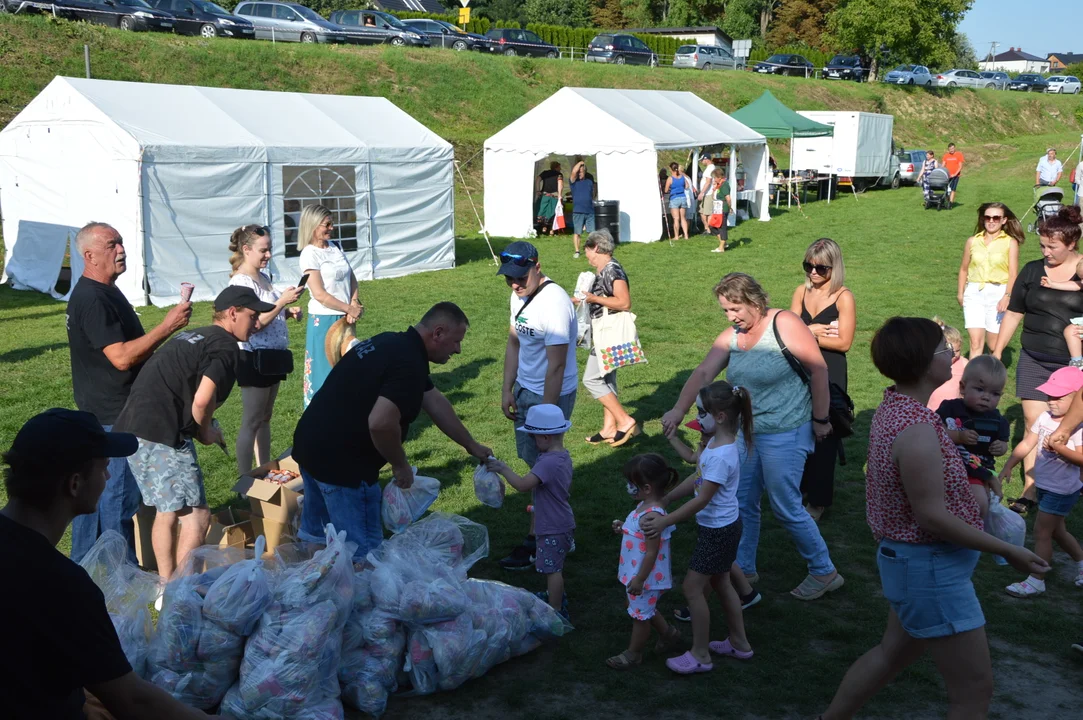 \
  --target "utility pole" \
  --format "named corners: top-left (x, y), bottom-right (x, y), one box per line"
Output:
top-left (987, 41), bottom-right (998, 69)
